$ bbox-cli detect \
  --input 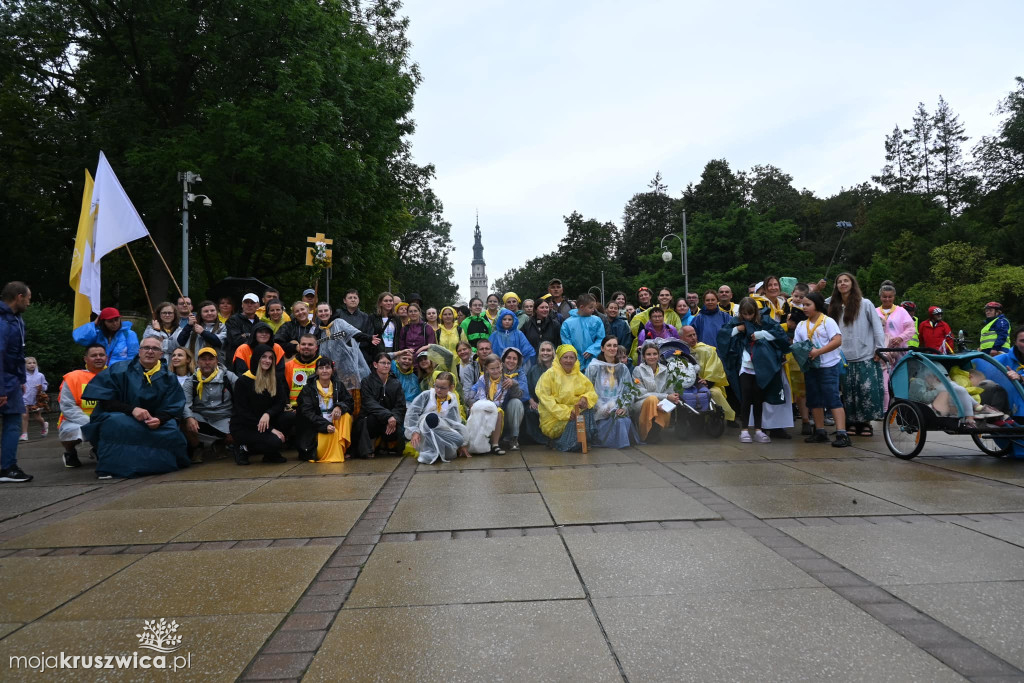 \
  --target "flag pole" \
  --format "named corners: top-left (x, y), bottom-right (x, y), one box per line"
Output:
top-left (146, 234), bottom-right (186, 301)
top-left (124, 245), bottom-right (157, 321)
